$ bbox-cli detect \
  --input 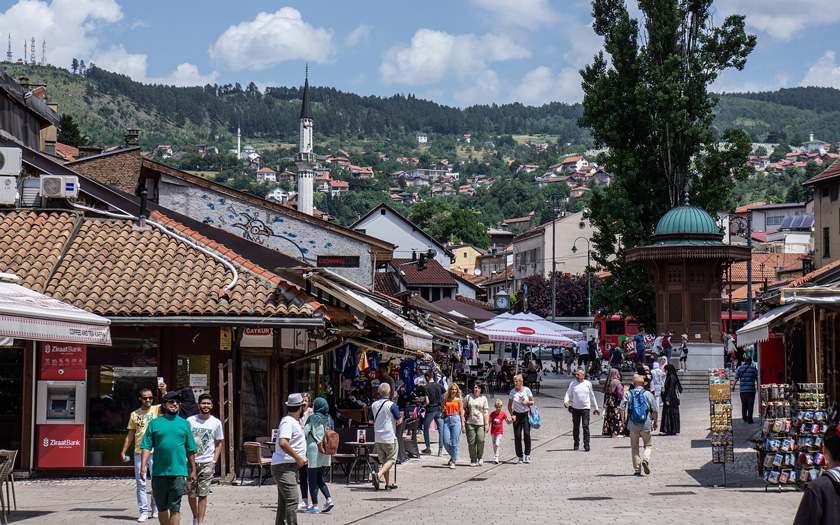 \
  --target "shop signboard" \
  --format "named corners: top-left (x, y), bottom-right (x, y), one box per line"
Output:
top-left (241, 327), bottom-right (273, 348)
top-left (37, 424), bottom-right (85, 468)
top-left (317, 255), bottom-right (360, 268)
top-left (40, 342), bottom-right (86, 380)
top-left (479, 343), bottom-right (494, 354)
top-left (220, 327), bottom-right (232, 351)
